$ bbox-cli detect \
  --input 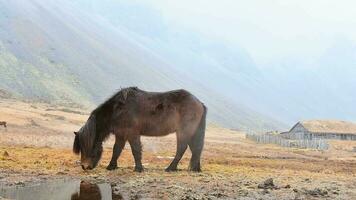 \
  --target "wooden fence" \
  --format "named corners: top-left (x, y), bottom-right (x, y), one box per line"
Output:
top-left (246, 134), bottom-right (329, 150)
